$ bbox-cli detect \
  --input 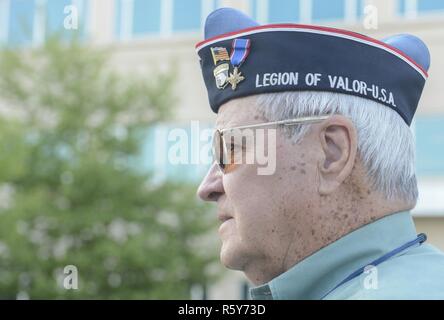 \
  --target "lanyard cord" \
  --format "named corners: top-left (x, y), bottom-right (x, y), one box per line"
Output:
top-left (321, 233), bottom-right (427, 299)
